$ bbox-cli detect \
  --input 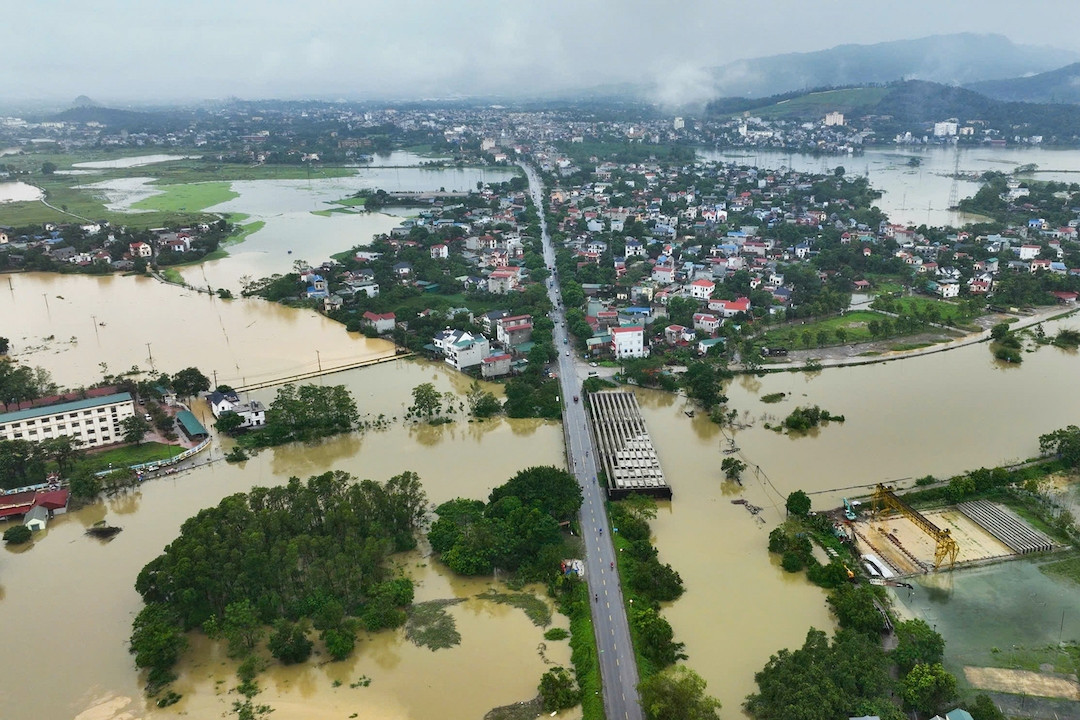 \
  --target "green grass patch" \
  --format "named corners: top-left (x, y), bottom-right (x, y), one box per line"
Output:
top-left (131, 181), bottom-right (238, 213)
top-left (228, 220), bottom-right (265, 244)
top-left (310, 209), bottom-right (335, 217)
top-left (160, 268), bottom-right (184, 284)
top-left (84, 441), bottom-right (185, 472)
top-left (477, 590), bottom-right (552, 627)
top-left (405, 598), bottom-right (465, 650)
top-left (988, 643), bottom-right (1080, 675)
top-left (1038, 553), bottom-right (1080, 586)
top-left (760, 392), bottom-right (786, 404)
top-left (760, 310), bottom-right (894, 348)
